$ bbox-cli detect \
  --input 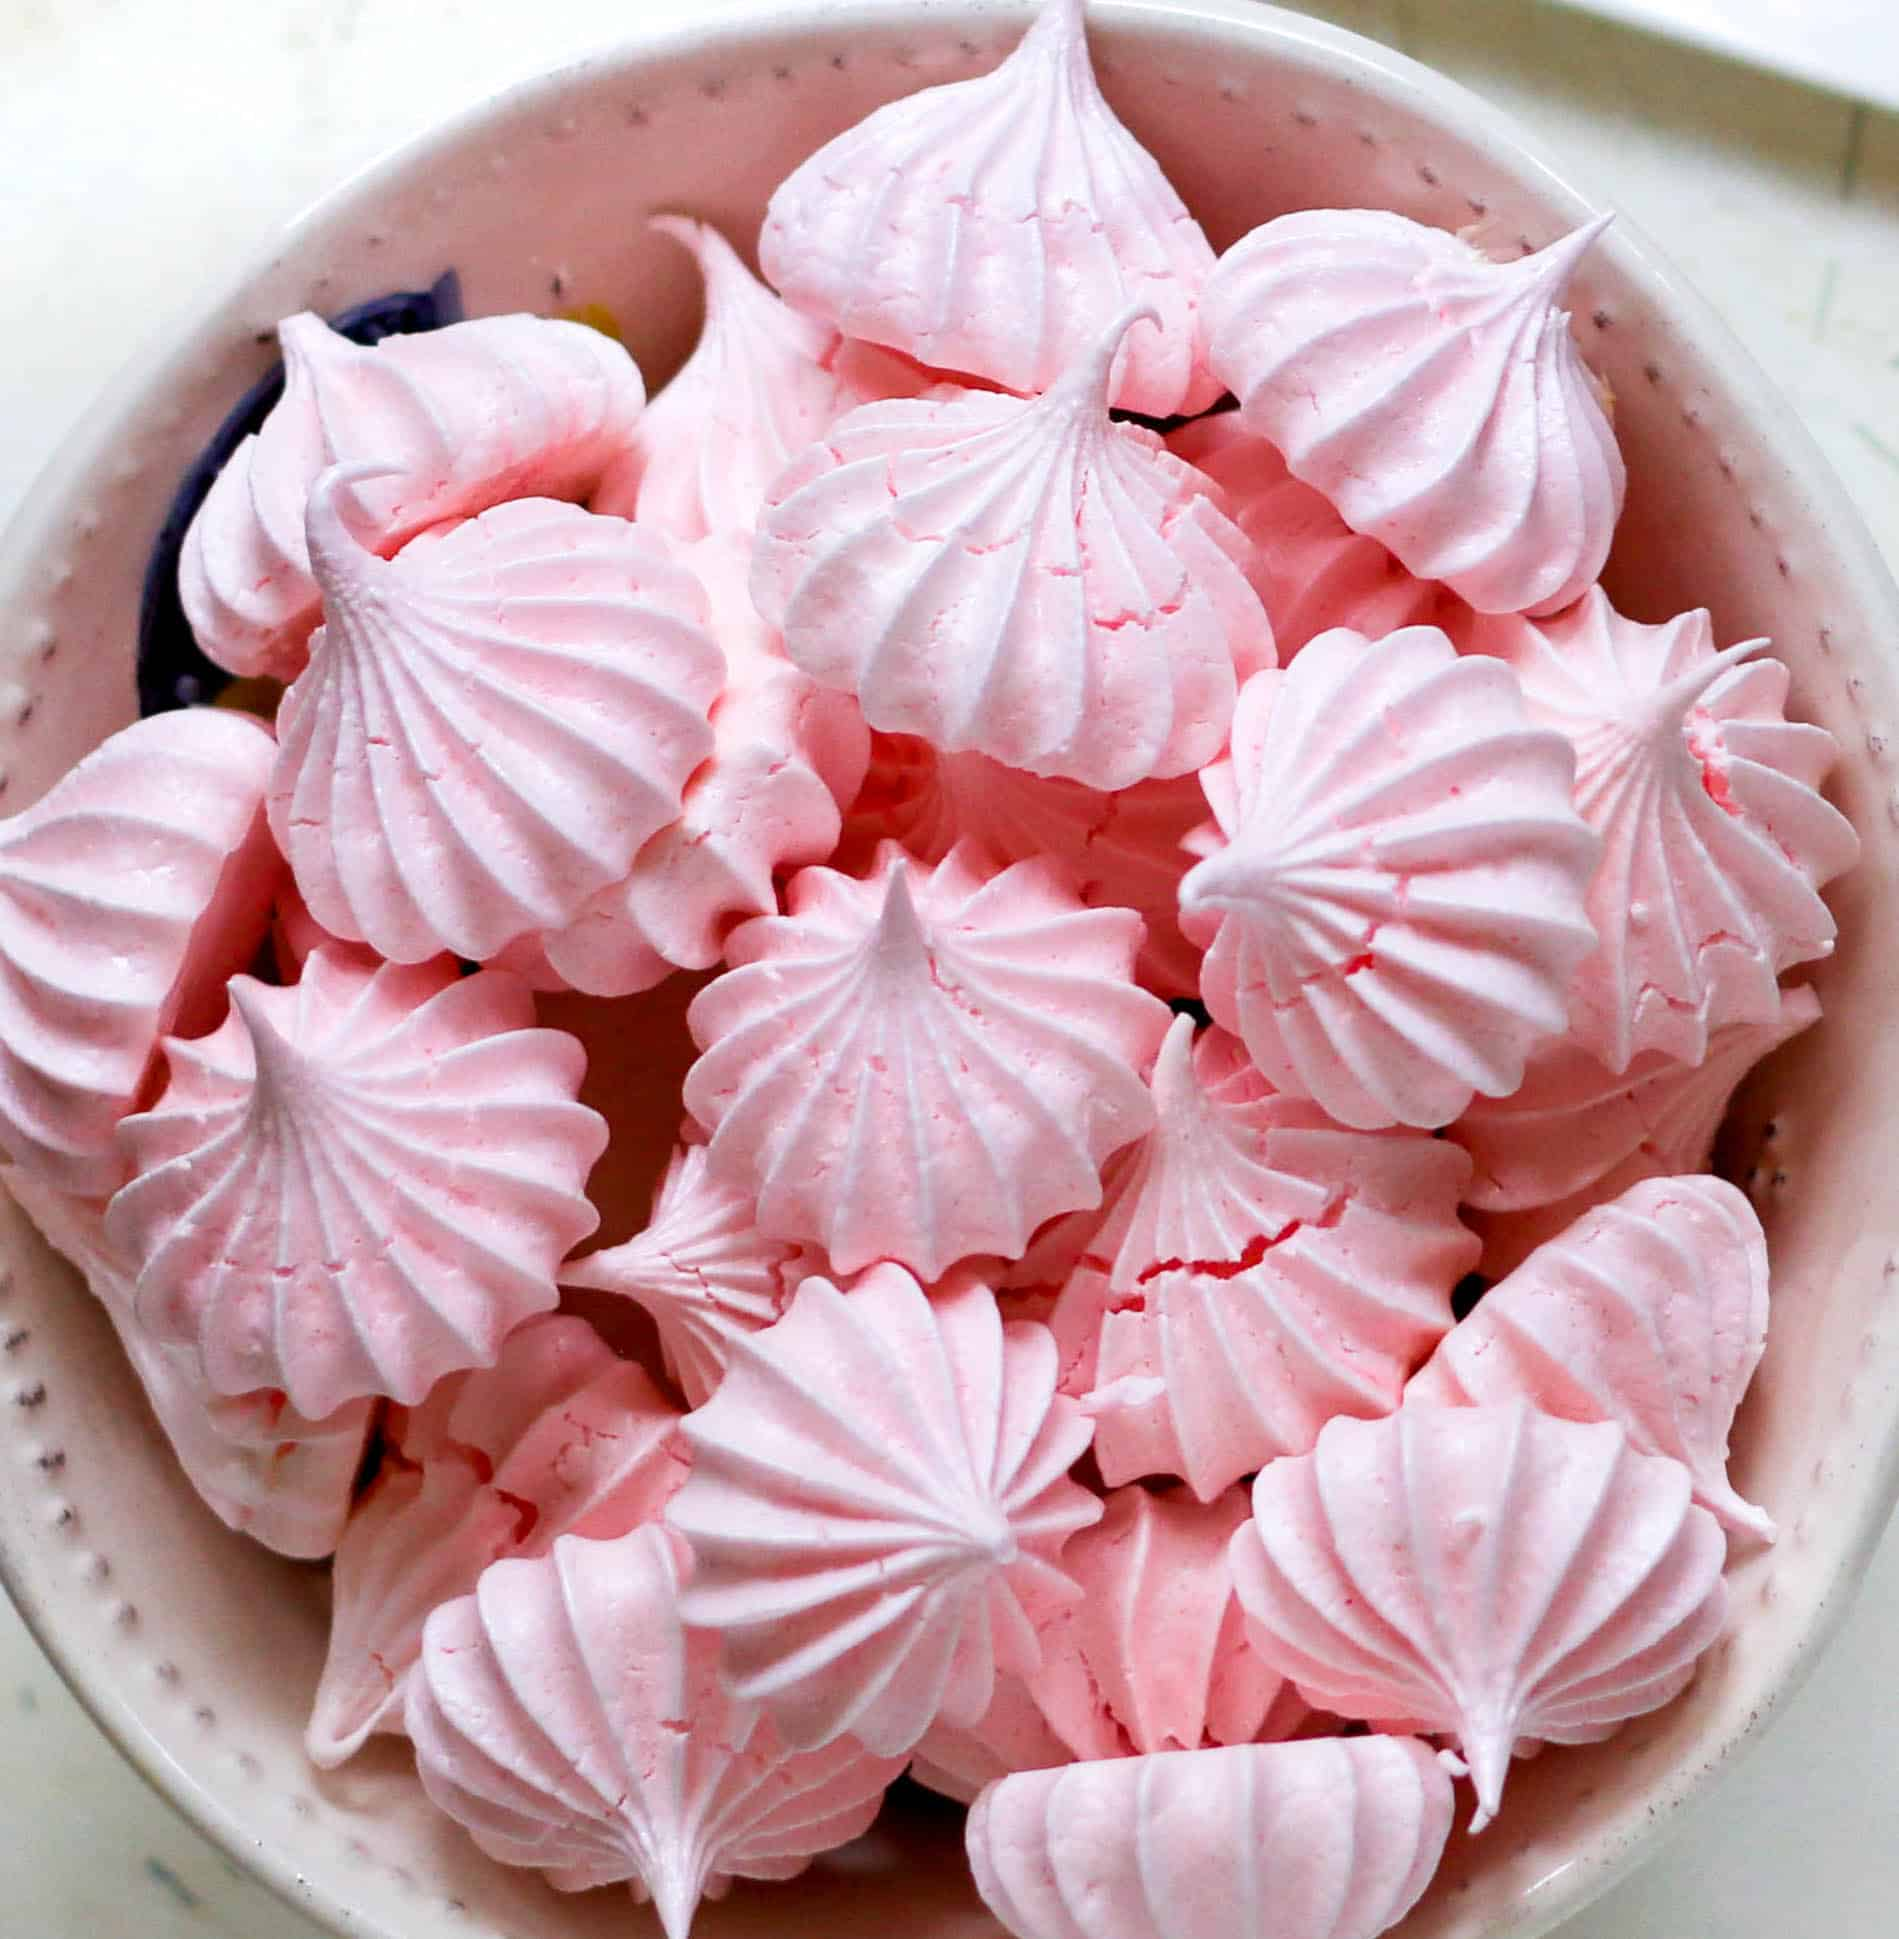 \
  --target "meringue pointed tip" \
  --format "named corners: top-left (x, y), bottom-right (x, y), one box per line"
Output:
top-left (646, 1851), bottom-right (705, 1939)
top-left (1650, 634), bottom-right (1766, 723)
top-left (1528, 209), bottom-right (1614, 291)
top-left (872, 864), bottom-right (931, 965)
top-left (1152, 1007), bottom-right (1199, 1091)
top-left (305, 458), bottom-right (405, 569)
top-left (1712, 1487), bottom-right (1778, 1547)
top-left (650, 212), bottom-right (739, 286)
top-left (1460, 1723), bottom-right (1514, 1831)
